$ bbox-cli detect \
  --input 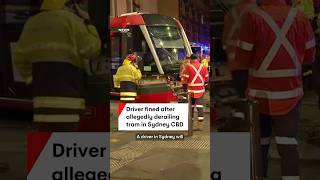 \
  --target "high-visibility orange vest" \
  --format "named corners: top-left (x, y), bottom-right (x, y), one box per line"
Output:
top-left (181, 61), bottom-right (209, 98)
top-left (236, 1), bottom-right (316, 115)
